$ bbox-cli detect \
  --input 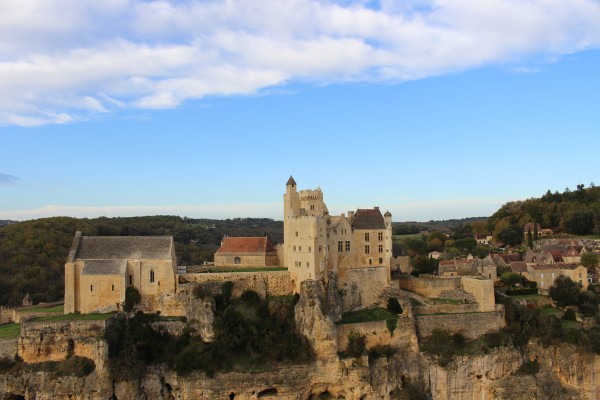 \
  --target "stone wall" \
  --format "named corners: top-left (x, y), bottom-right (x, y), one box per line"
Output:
top-left (414, 303), bottom-right (480, 315)
top-left (180, 270), bottom-right (292, 298)
top-left (0, 338), bottom-right (17, 359)
top-left (0, 307), bottom-right (15, 324)
top-left (18, 319), bottom-right (109, 370)
top-left (398, 275), bottom-right (460, 298)
top-left (415, 306), bottom-right (505, 340)
top-left (340, 267), bottom-right (388, 311)
top-left (336, 316), bottom-right (417, 352)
